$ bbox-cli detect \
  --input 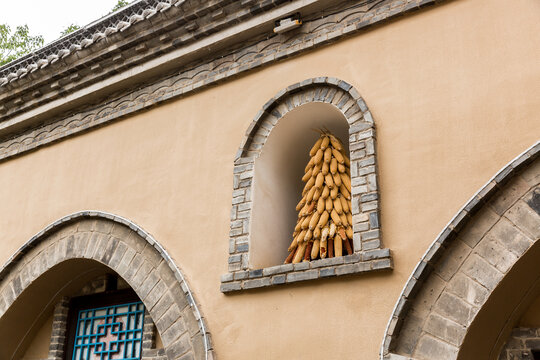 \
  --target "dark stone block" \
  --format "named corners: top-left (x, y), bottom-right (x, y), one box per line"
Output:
top-left (248, 269), bottom-right (263, 278)
top-left (526, 188), bottom-right (540, 216)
